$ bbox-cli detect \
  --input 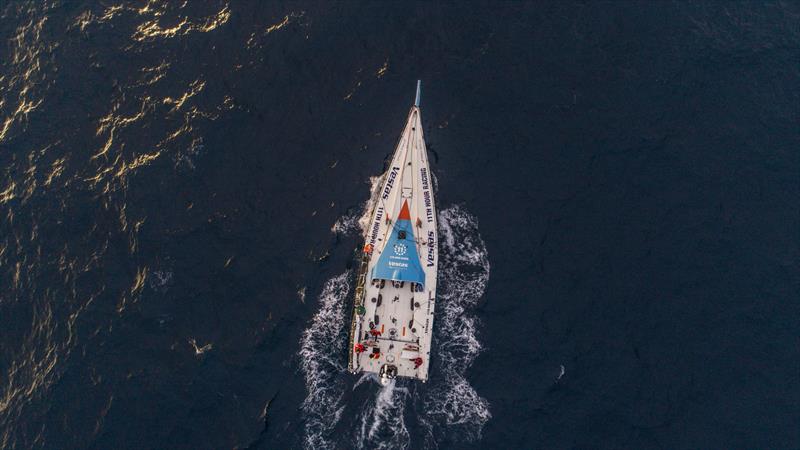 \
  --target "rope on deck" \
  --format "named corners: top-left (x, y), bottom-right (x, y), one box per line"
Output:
top-left (348, 251), bottom-right (370, 372)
